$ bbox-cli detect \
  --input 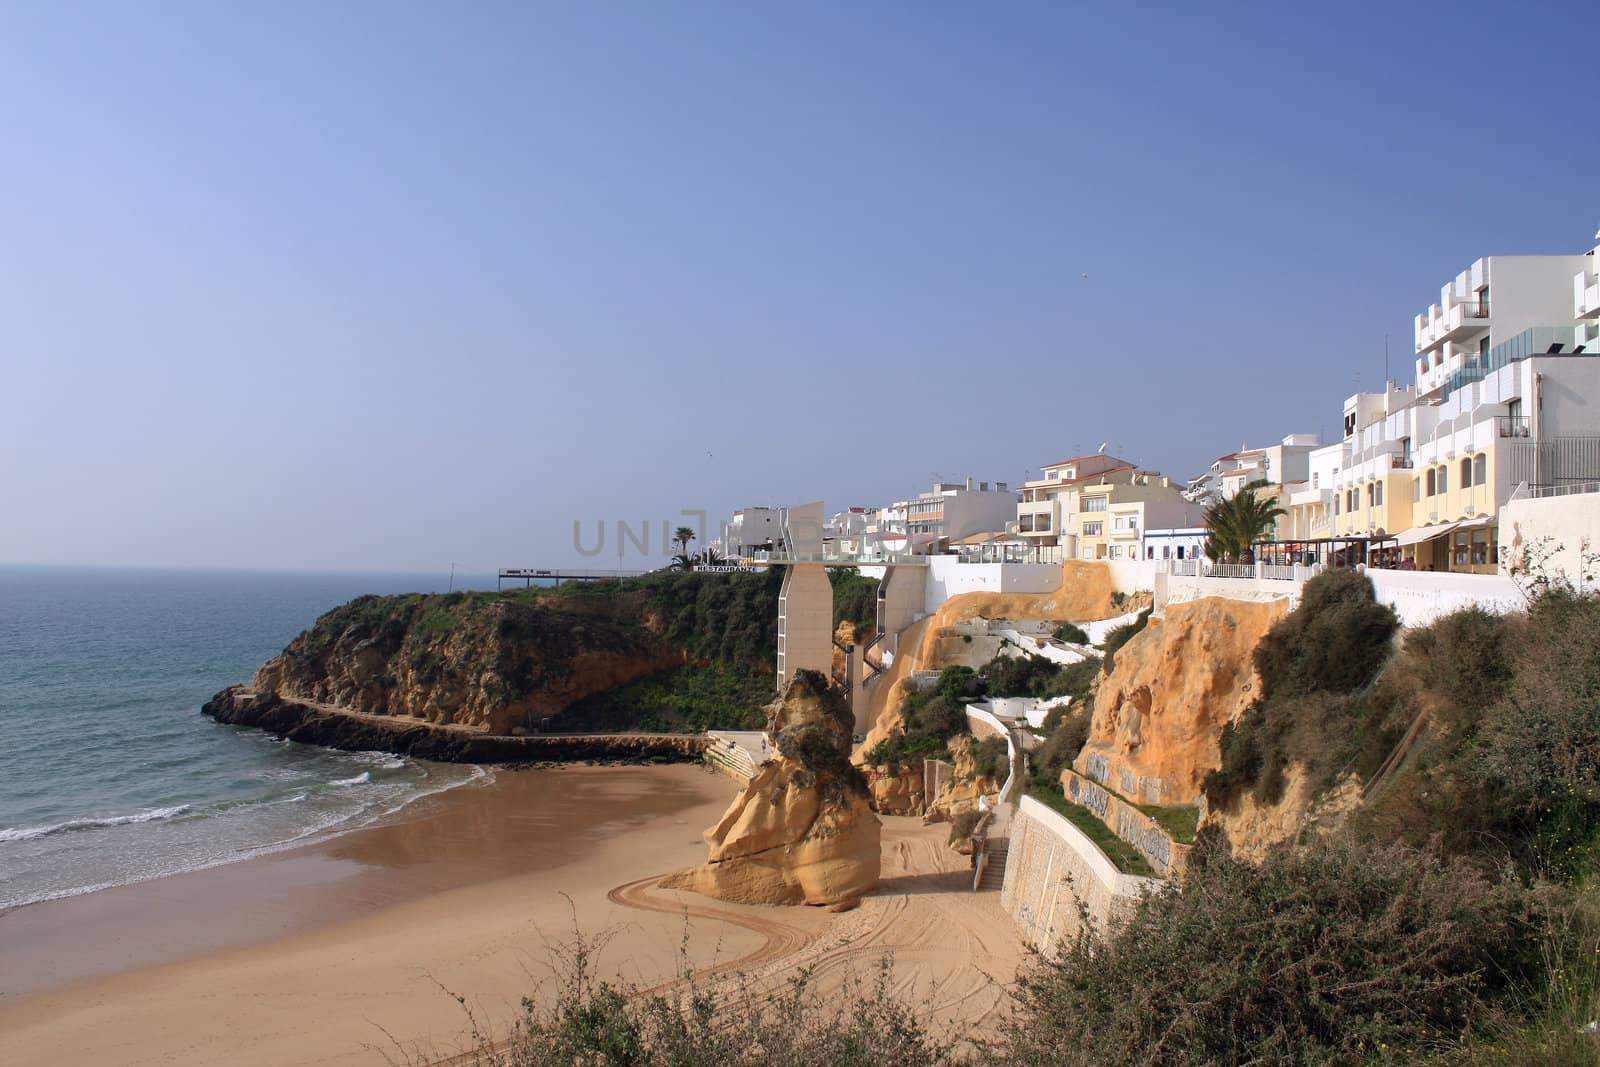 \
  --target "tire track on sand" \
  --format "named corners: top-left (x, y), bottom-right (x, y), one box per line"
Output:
top-left (606, 876), bottom-right (816, 983)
